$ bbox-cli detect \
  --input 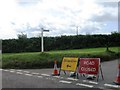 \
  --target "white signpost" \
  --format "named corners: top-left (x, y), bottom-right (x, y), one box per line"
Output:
top-left (41, 28), bottom-right (49, 53)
